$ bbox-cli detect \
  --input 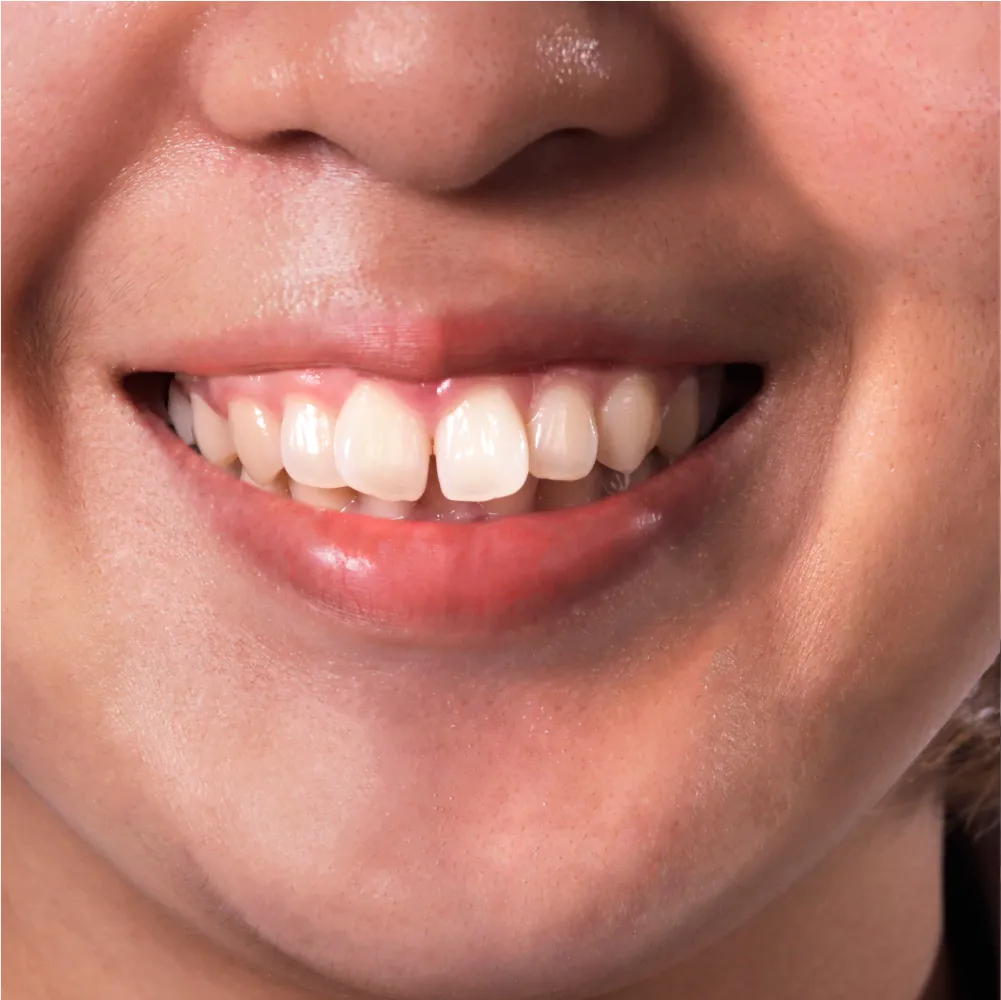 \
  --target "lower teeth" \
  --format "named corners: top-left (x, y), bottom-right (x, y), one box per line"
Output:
top-left (230, 452), bottom-right (669, 522)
